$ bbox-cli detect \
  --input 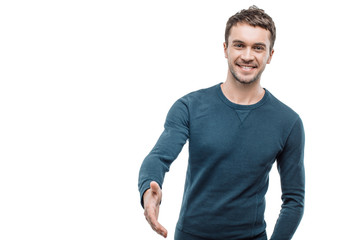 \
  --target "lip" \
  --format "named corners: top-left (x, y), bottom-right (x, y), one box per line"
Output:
top-left (236, 63), bottom-right (257, 72)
